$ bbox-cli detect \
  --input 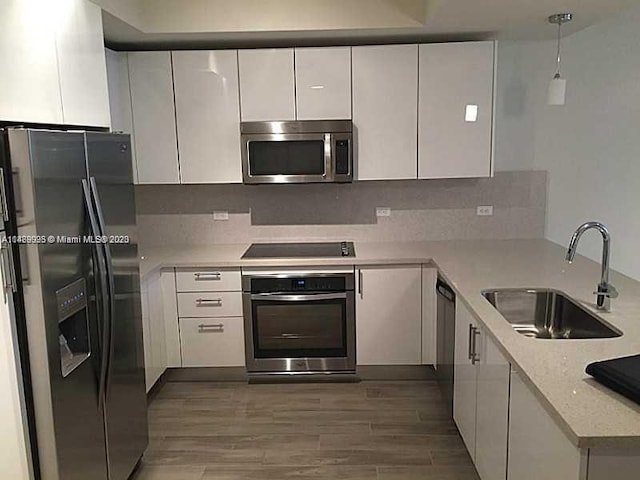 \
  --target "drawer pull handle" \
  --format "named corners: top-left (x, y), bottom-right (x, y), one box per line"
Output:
top-left (198, 323), bottom-right (224, 332)
top-left (196, 298), bottom-right (223, 307)
top-left (194, 272), bottom-right (221, 281)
